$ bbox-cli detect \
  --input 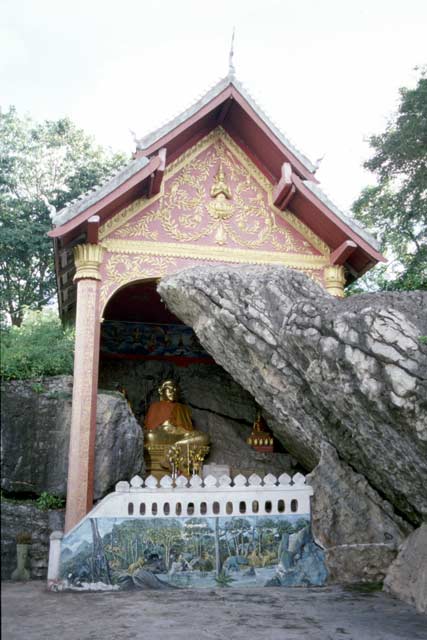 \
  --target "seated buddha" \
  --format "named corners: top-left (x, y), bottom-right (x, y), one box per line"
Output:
top-left (144, 380), bottom-right (210, 475)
